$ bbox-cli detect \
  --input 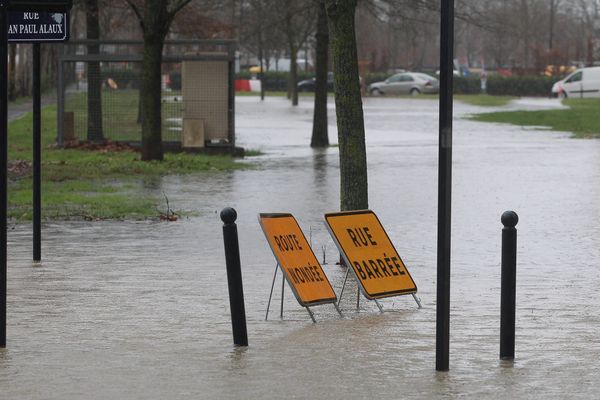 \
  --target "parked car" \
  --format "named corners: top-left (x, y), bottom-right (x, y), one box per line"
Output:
top-left (297, 72), bottom-right (334, 92)
top-left (368, 72), bottom-right (439, 96)
top-left (551, 67), bottom-right (600, 99)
